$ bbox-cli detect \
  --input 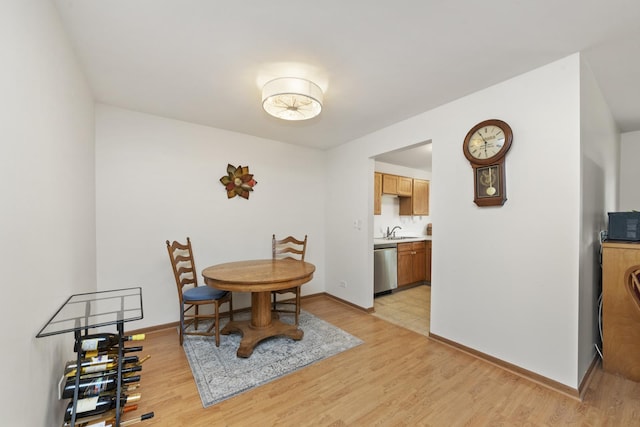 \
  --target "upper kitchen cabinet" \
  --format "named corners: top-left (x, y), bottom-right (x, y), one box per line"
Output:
top-left (399, 178), bottom-right (430, 216)
top-left (374, 172), bottom-right (382, 215)
top-left (397, 176), bottom-right (412, 196)
top-left (382, 174), bottom-right (412, 197)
